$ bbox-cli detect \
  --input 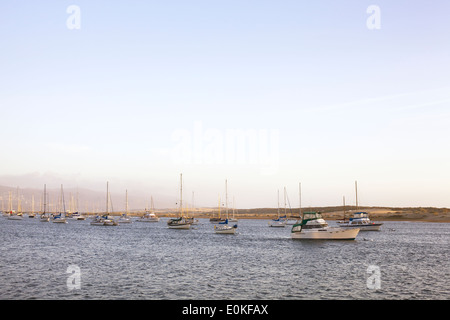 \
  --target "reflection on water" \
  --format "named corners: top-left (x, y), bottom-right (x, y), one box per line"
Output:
top-left (0, 218), bottom-right (448, 299)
